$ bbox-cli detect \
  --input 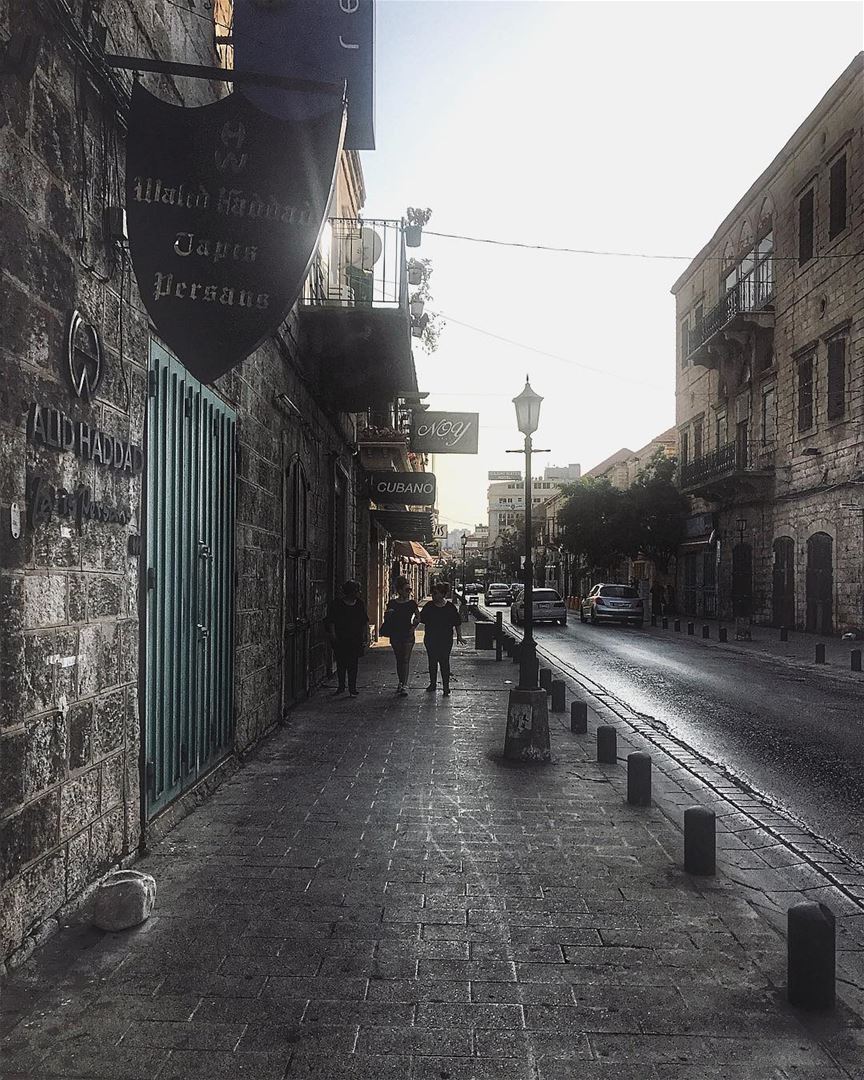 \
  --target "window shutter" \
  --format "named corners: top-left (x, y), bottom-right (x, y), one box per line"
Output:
top-left (829, 155), bottom-right (847, 239)
top-left (827, 337), bottom-right (846, 421)
top-left (798, 189), bottom-right (814, 265)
